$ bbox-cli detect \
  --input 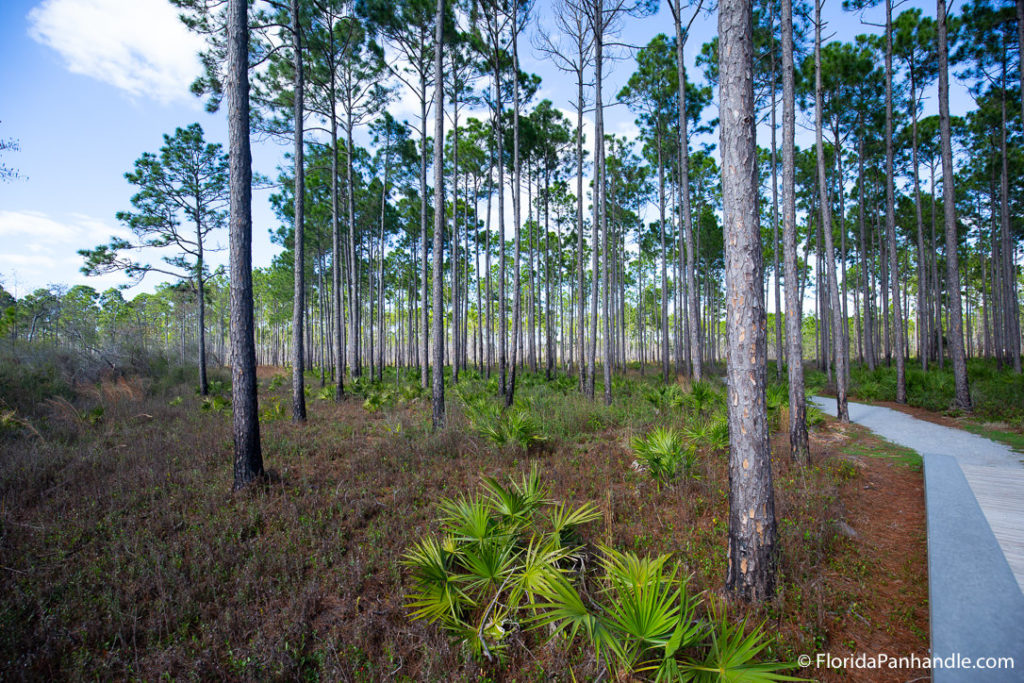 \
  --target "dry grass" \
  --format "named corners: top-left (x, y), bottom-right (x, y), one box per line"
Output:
top-left (0, 366), bottom-right (928, 681)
